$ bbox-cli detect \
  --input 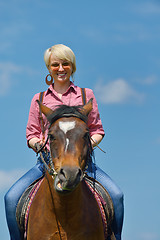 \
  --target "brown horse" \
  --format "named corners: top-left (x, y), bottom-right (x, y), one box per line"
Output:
top-left (26, 99), bottom-right (114, 240)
